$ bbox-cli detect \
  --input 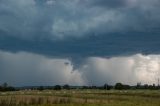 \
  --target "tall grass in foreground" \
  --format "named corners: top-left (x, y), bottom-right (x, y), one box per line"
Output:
top-left (0, 96), bottom-right (73, 106)
top-left (0, 90), bottom-right (160, 106)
